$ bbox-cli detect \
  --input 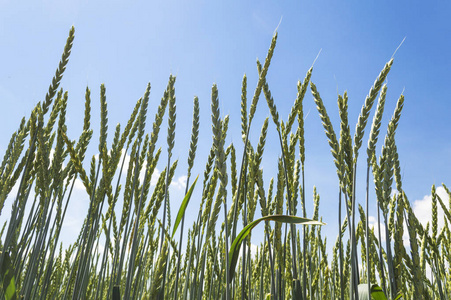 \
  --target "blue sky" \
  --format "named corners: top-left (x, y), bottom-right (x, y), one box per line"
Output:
top-left (1, 1), bottom-right (450, 249)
